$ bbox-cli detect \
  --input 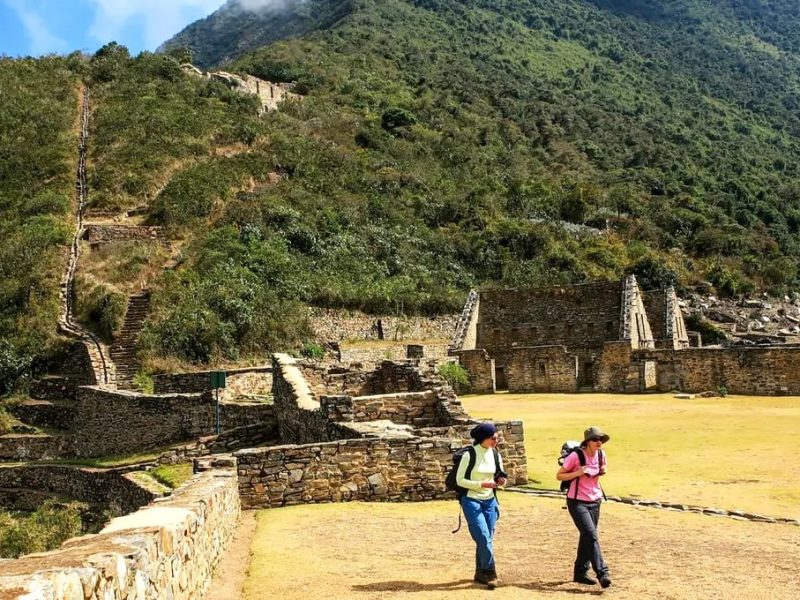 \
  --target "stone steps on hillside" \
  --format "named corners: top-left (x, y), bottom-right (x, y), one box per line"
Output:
top-left (110, 291), bottom-right (151, 389)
